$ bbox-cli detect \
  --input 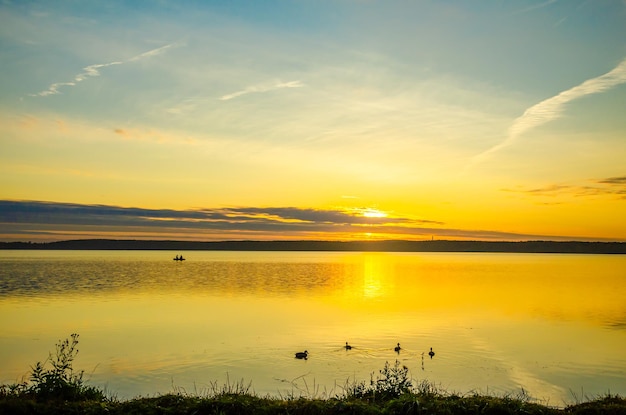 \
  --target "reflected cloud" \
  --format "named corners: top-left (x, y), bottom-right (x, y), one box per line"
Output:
top-left (469, 335), bottom-right (567, 404)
